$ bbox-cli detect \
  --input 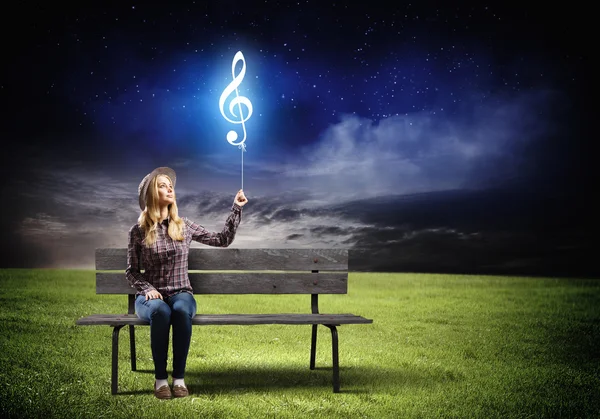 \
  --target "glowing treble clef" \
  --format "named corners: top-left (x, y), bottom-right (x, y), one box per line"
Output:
top-left (219, 51), bottom-right (253, 151)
